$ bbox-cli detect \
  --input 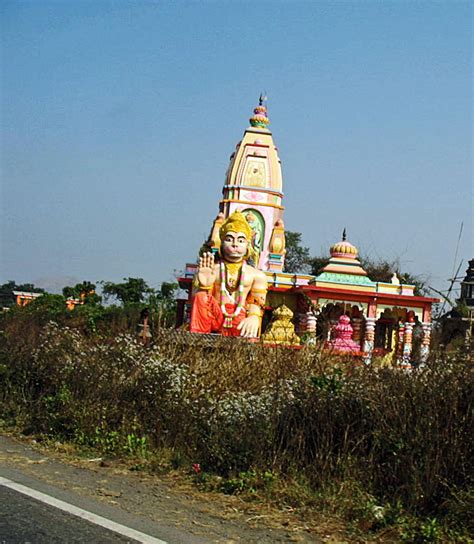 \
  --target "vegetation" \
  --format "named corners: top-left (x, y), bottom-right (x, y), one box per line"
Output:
top-left (0, 306), bottom-right (472, 542)
top-left (62, 281), bottom-right (102, 305)
top-left (101, 277), bottom-right (155, 306)
top-left (283, 231), bottom-right (312, 274)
